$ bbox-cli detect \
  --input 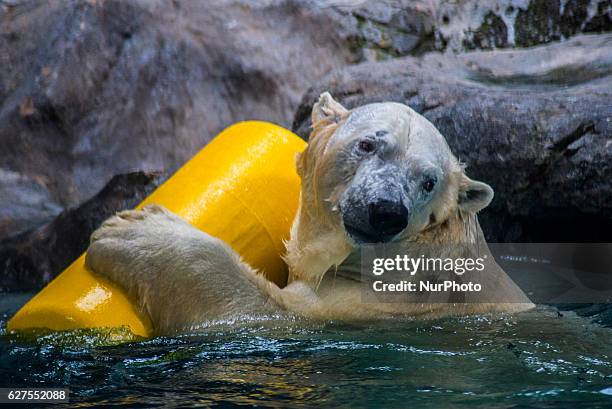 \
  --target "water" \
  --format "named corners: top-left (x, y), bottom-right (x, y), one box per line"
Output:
top-left (2, 294), bottom-right (612, 408)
